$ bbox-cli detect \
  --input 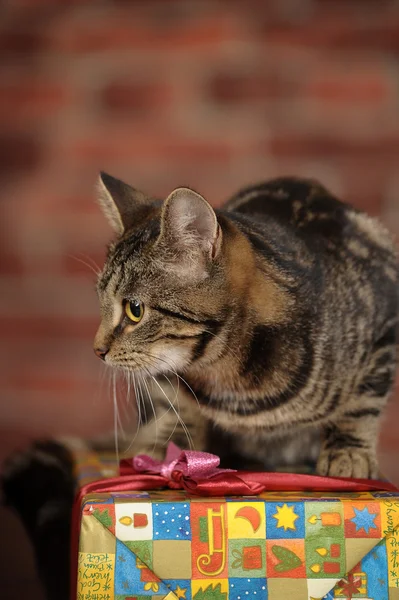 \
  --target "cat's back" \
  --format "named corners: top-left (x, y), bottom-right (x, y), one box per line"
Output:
top-left (225, 176), bottom-right (396, 264)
